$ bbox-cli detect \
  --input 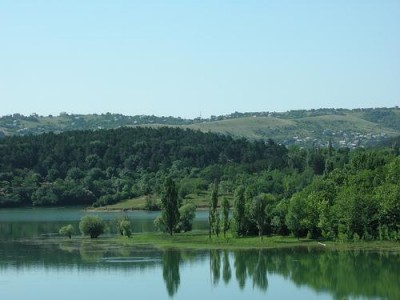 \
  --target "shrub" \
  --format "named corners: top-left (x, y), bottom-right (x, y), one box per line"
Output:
top-left (59, 224), bottom-right (74, 239)
top-left (117, 219), bottom-right (132, 237)
top-left (154, 215), bottom-right (166, 232)
top-left (79, 215), bottom-right (105, 238)
top-left (177, 203), bottom-right (196, 232)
